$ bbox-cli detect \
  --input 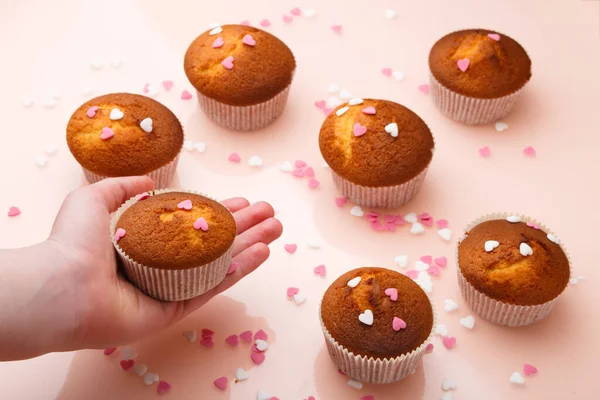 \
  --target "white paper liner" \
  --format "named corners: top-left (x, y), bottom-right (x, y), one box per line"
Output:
top-left (82, 153), bottom-right (180, 190)
top-left (197, 84), bottom-right (291, 131)
top-left (429, 73), bottom-right (526, 125)
top-left (456, 212), bottom-right (571, 327)
top-left (110, 188), bottom-right (234, 301)
top-left (318, 299), bottom-right (436, 384)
